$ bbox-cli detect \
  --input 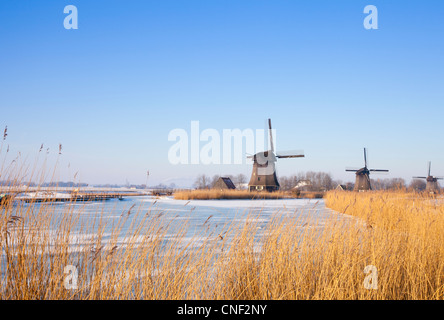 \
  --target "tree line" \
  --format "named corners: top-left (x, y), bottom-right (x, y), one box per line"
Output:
top-left (193, 172), bottom-right (431, 191)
